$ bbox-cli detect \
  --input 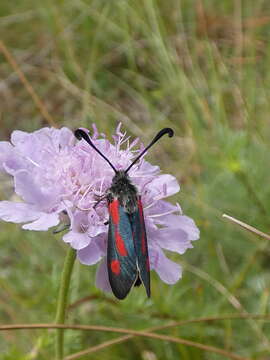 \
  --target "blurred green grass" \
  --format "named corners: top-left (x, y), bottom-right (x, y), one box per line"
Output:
top-left (1, 0), bottom-right (270, 359)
